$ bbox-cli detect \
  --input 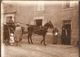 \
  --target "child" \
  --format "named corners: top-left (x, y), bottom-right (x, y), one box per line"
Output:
top-left (9, 33), bottom-right (15, 45)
